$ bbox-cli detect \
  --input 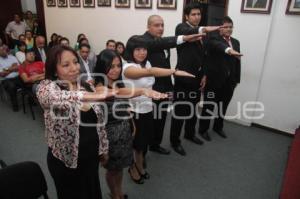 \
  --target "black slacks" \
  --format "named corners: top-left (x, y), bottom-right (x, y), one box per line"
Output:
top-left (170, 89), bottom-right (201, 146)
top-left (2, 76), bottom-right (22, 109)
top-left (199, 81), bottom-right (236, 133)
